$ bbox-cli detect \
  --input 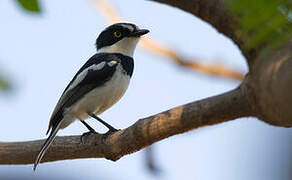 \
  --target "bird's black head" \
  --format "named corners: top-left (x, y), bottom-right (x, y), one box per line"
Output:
top-left (95, 23), bottom-right (149, 56)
